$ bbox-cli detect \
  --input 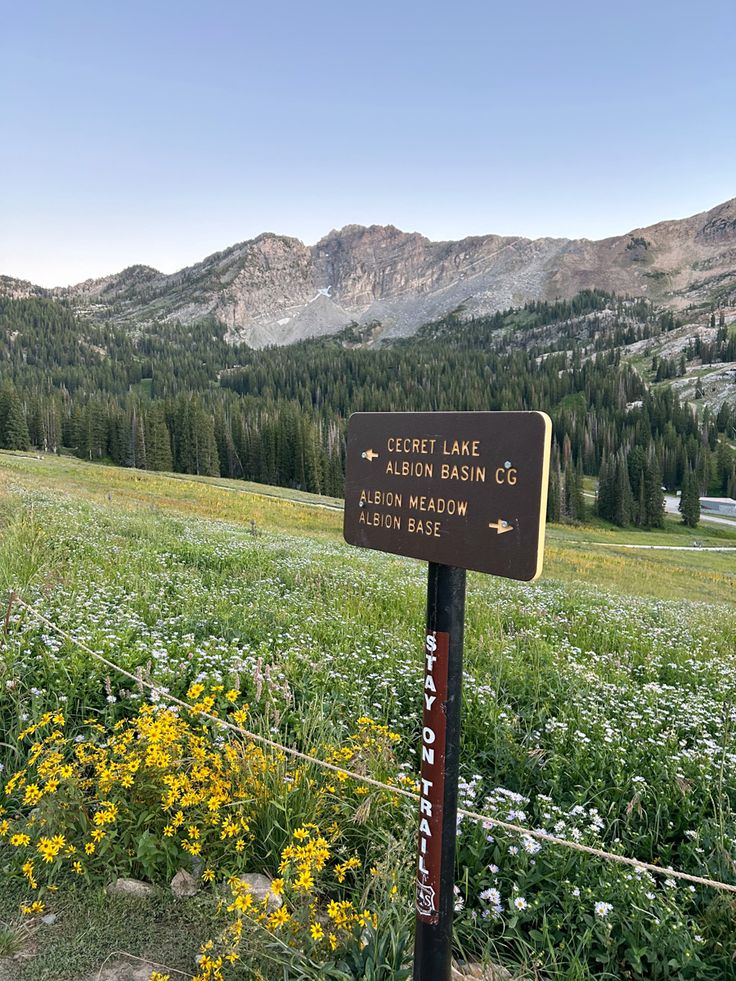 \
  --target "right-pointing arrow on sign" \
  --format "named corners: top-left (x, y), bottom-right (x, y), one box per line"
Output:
top-left (488, 520), bottom-right (514, 535)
